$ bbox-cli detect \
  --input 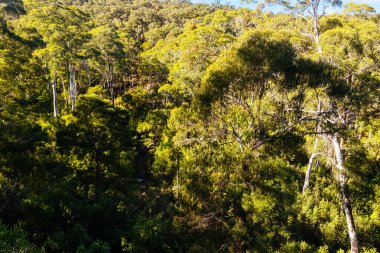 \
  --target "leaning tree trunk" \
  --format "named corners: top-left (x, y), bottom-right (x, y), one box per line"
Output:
top-left (332, 133), bottom-right (360, 253)
top-left (303, 100), bottom-right (322, 193)
top-left (302, 151), bottom-right (317, 193)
